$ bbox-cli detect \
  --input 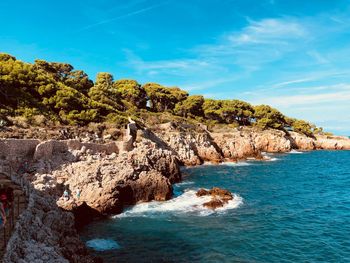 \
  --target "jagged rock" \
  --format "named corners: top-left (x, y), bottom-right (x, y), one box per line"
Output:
top-left (203, 198), bottom-right (225, 210)
top-left (196, 188), bottom-right (208, 197)
top-left (197, 187), bottom-right (233, 200)
top-left (253, 129), bottom-right (292, 152)
top-left (197, 187), bottom-right (233, 210)
top-left (289, 132), bottom-right (315, 150)
top-left (155, 129), bottom-right (223, 165)
top-left (208, 187), bottom-right (233, 200)
top-left (61, 201), bottom-right (103, 229)
top-left (55, 140), bottom-right (180, 214)
top-left (213, 129), bottom-right (292, 160)
top-left (315, 135), bottom-right (350, 150)
top-left (212, 132), bottom-right (258, 160)
top-left (3, 193), bottom-right (95, 263)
